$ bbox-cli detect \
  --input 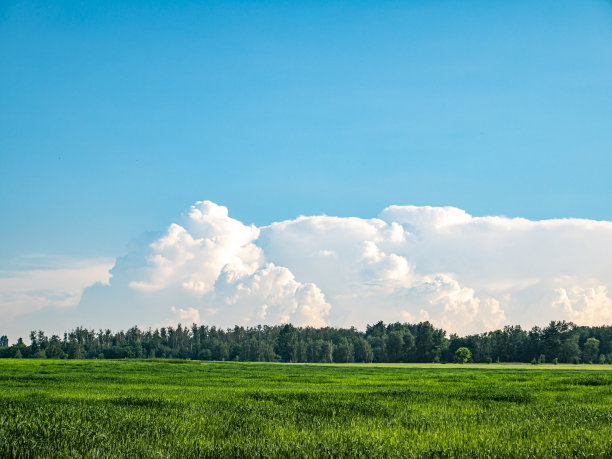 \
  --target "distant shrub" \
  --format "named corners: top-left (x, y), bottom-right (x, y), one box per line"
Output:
top-left (582, 338), bottom-right (600, 364)
top-left (553, 358), bottom-right (558, 365)
top-left (454, 347), bottom-right (471, 364)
